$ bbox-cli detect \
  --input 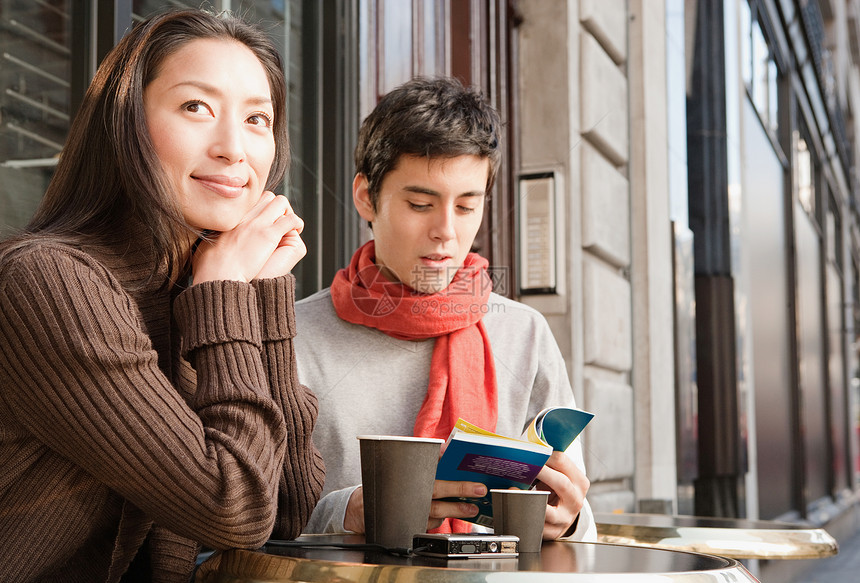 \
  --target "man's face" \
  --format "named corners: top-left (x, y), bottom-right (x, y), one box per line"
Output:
top-left (353, 154), bottom-right (489, 294)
